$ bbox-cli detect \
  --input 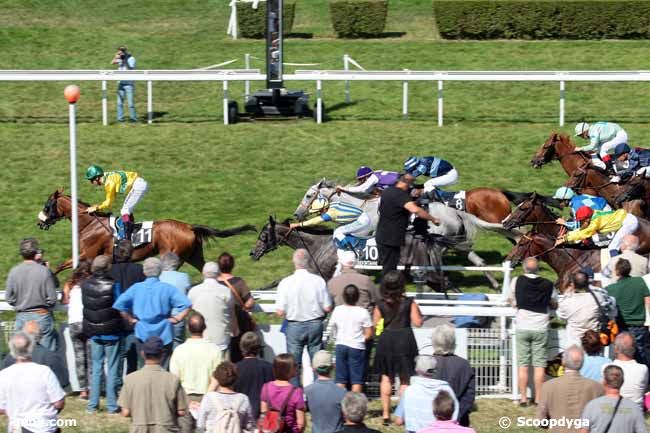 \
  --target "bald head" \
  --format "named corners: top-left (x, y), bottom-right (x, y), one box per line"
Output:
top-left (562, 345), bottom-right (584, 371)
top-left (523, 257), bottom-right (539, 274)
top-left (10, 332), bottom-right (34, 361)
top-left (293, 249), bottom-right (309, 270)
top-left (614, 332), bottom-right (636, 359)
top-left (187, 312), bottom-right (206, 336)
top-left (621, 235), bottom-right (640, 252)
